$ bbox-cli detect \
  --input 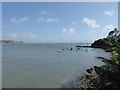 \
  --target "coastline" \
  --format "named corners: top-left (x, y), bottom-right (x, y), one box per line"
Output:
top-left (59, 30), bottom-right (120, 88)
top-left (77, 36), bottom-right (120, 88)
top-left (2, 34), bottom-right (119, 88)
top-left (0, 40), bottom-right (23, 44)
top-left (60, 46), bottom-right (109, 88)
